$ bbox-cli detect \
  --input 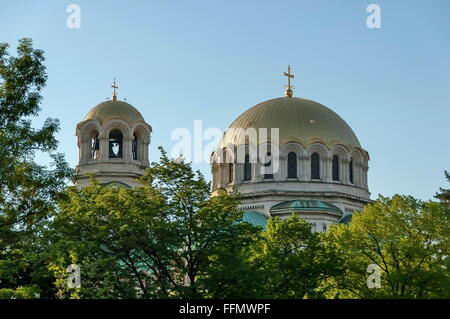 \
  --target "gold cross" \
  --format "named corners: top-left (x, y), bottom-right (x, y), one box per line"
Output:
top-left (111, 79), bottom-right (118, 100)
top-left (283, 65), bottom-right (294, 97)
top-left (284, 65), bottom-right (294, 86)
